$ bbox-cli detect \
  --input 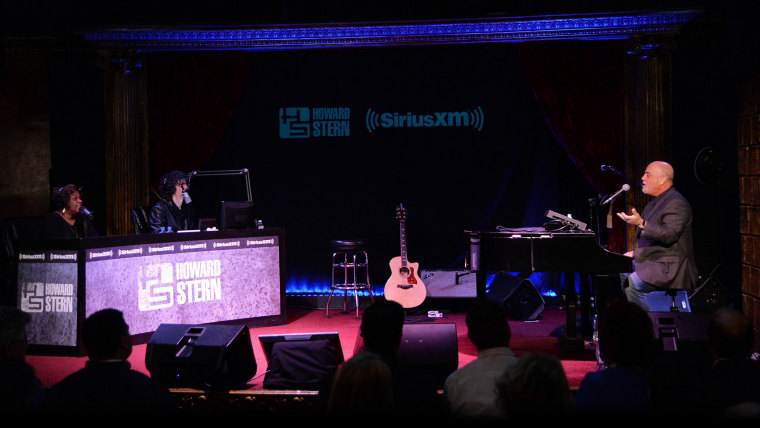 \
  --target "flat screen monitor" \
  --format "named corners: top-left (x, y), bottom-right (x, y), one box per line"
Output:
top-left (258, 332), bottom-right (344, 365)
top-left (189, 169), bottom-right (252, 222)
top-left (220, 200), bottom-right (256, 230)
